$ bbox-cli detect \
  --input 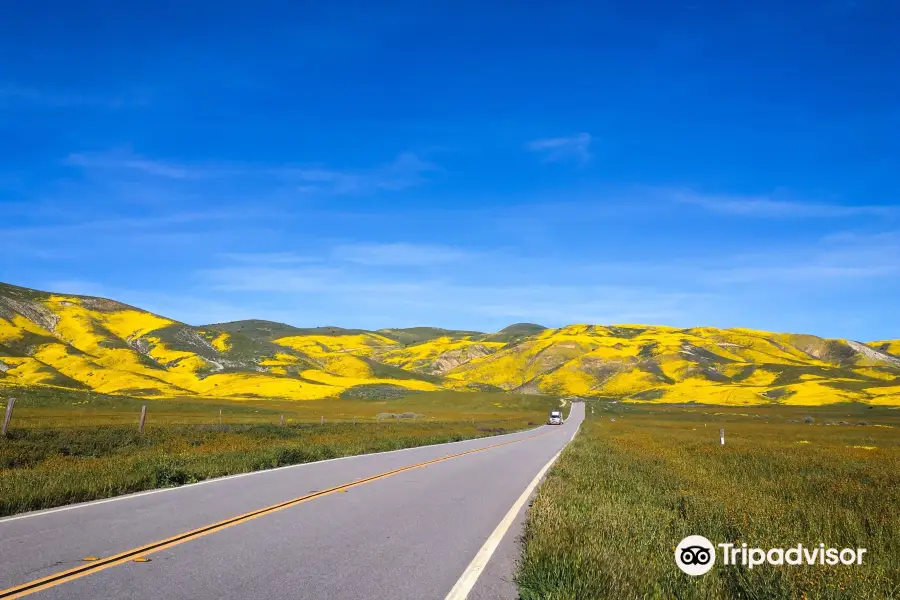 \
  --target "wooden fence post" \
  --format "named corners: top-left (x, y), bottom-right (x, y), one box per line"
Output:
top-left (219, 409), bottom-right (222, 424)
top-left (320, 415), bottom-right (324, 426)
top-left (280, 414), bottom-right (285, 426)
top-left (139, 405), bottom-right (147, 434)
top-left (353, 416), bottom-right (357, 425)
top-left (2, 398), bottom-right (15, 437)
top-left (720, 428), bottom-right (725, 446)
